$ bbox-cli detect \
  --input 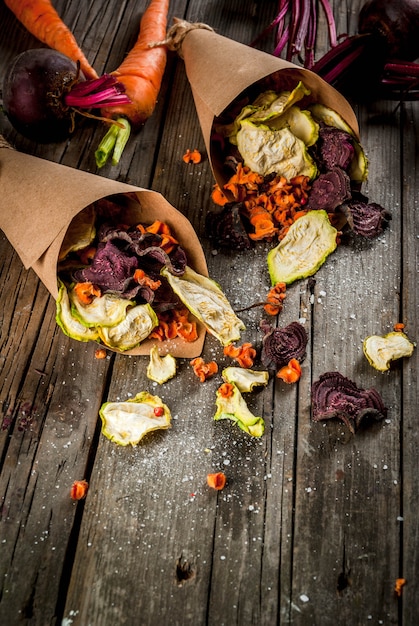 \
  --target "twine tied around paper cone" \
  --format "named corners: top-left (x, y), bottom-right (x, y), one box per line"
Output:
top-left (149, 18), bottom-right (214, 58)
